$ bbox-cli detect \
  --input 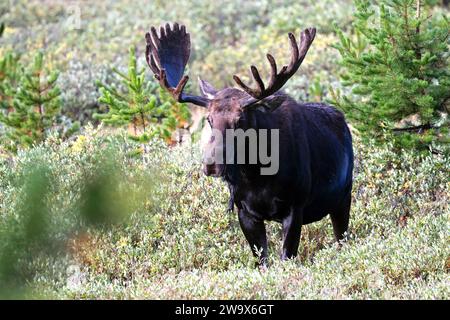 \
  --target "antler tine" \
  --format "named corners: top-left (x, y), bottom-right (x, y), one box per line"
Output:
top-left (165, 22), bottom-right (171, 34)
top-left (251, 66), bottom-right (265, 94)
top-left (159, 25), bottom-right (166, 38)
top-left (266, 53), bottom-right (278, 88)
top-left (145, 32), bottom-right (160, 77)
top-left (150, 26), bottom-right (160, 48)
top-left (286, 32), bottom-right (300, 73)
top-left (298, 27), bottom-right (316, 62)
top-left (233, 27), bottom-right (316, 104)
top-left (233, 74), bottom-right (254, 96)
